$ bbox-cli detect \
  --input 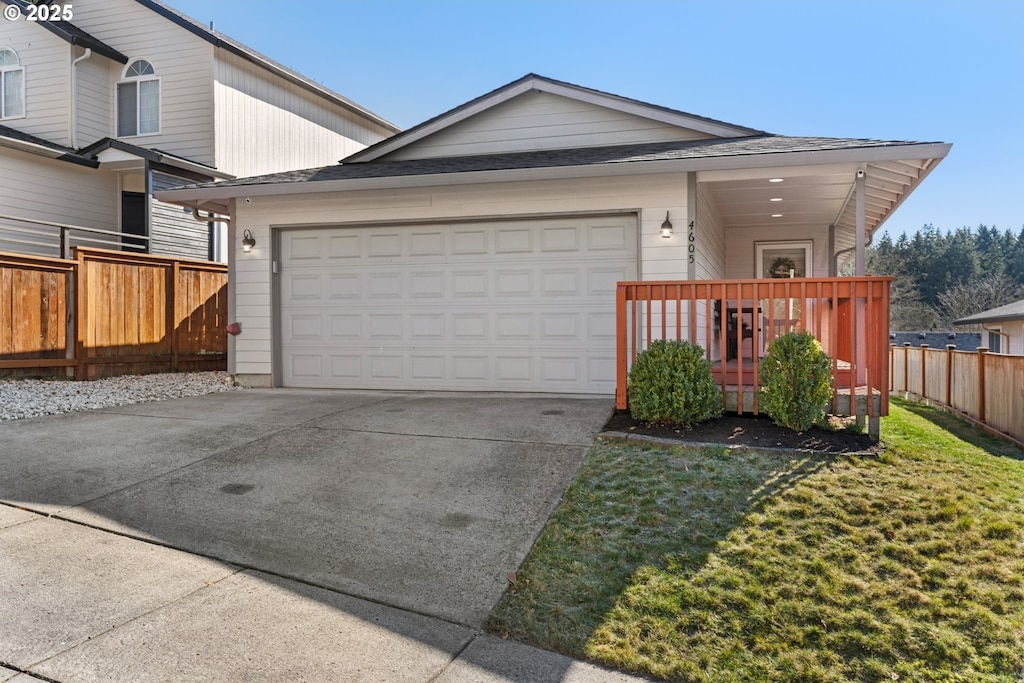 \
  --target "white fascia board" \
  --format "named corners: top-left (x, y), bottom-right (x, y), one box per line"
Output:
top-left (536, 81), bottom-right (757, 138)
top-left (348, 75), bottom-right (762, 163)
top-left (157, 143), bottom-right (953, 205)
